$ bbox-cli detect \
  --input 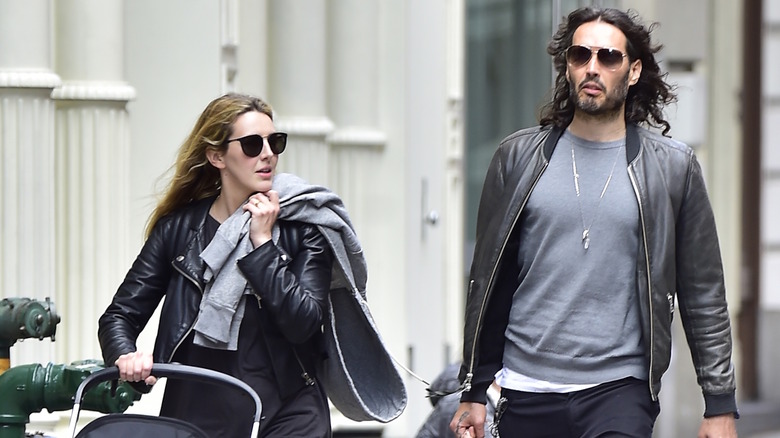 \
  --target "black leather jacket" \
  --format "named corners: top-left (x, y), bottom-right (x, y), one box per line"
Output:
top-left (459, 124), bottom-right (737, 416)
top-left (98, 196), bottom-right (333, 398)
